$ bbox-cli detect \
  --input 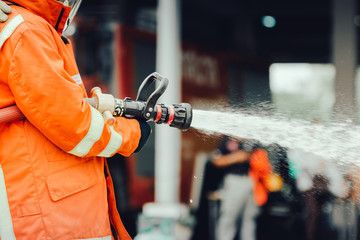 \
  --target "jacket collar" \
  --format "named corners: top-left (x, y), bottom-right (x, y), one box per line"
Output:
top-left (9, 0), bottom-right (71, 34)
